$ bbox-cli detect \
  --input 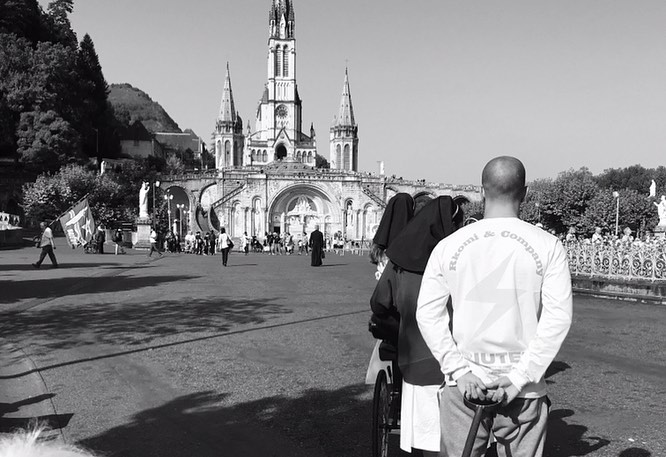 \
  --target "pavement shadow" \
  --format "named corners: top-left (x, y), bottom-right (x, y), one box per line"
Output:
top-left (0, 275), bottom-right (197, 304)
top-left (79, 386), bottom-right (372, 457)
top-left (618, 448), bottom-right (652, 456)
top-left (545, 409), bottom-right (610, 456)
top-left (542, 361), bottom-right (610, 456)
top-left (0, 263), bottom-right (124, 271)
top-left (2, 296), bottom-right (292, 350)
